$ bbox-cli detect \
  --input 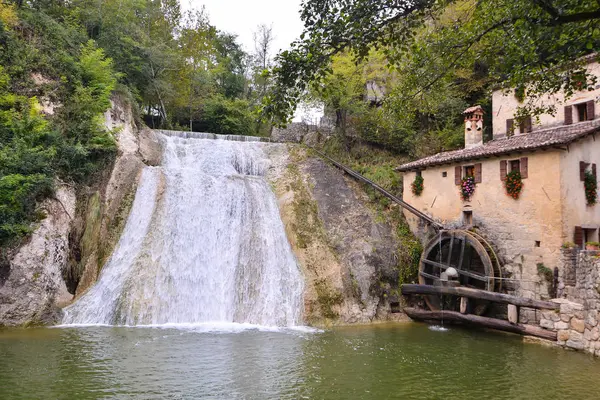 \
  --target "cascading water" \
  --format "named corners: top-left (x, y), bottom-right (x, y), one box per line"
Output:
top-left (63, 132), bottom-right (304, 327)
